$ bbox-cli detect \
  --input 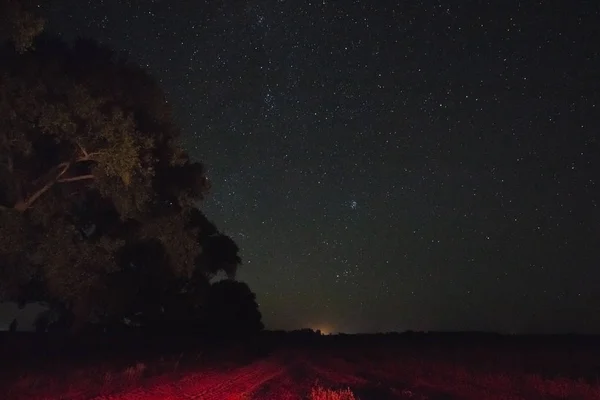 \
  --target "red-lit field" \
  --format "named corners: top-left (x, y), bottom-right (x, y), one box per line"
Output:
top-left (4, 335), bottom-right (600, 400)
